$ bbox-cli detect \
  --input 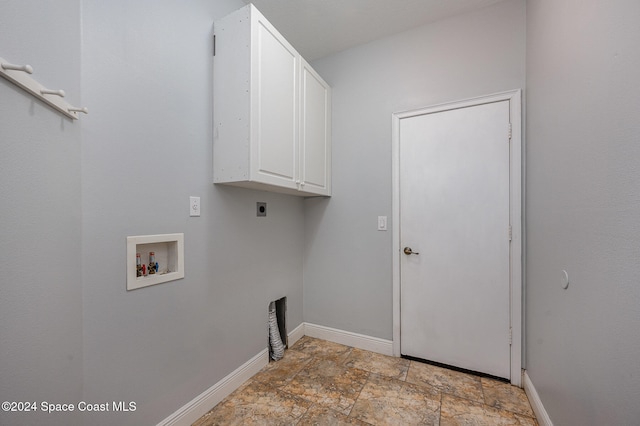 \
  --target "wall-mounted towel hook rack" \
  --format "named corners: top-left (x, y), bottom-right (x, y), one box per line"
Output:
top-left (0, 55), bottom-right (87, 120)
